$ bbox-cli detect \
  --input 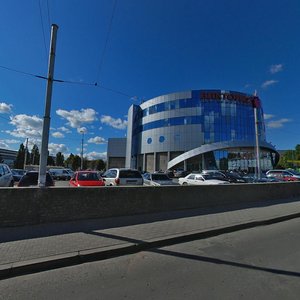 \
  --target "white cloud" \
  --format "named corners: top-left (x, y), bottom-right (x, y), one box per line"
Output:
top-left (85, 151), bottom-right (107, 160)
top-left (77, 127), bottom-right (88, 134)
top-left (7, 114), bottom-right (43, 138)
top-left (48, 143), bottom-right (68, 155)
top-left (266, 118), bottom-right (291, 128)
top-left (100, 115), bottom-right (128, 130)
top-left (52, 132), bottom-right (65, 138)
top-left (88, 136), bottom-right (106, 144)
top-left (4, 139), bottom-right (20, 144)
top-left (0, 141), bottom-right (9, 149)
top-left (270, 64), bottom-right (283, 74)
top-left (264, 114), bottom-right (275, 120)
top-left (56, 108), bottom-right (97, 128)
top-left (261, 80), bottom-right (278, 88)
top-left (58, 126), bottom-right (71, 133)
top-left (0, 102), bottom-right (13, 114)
